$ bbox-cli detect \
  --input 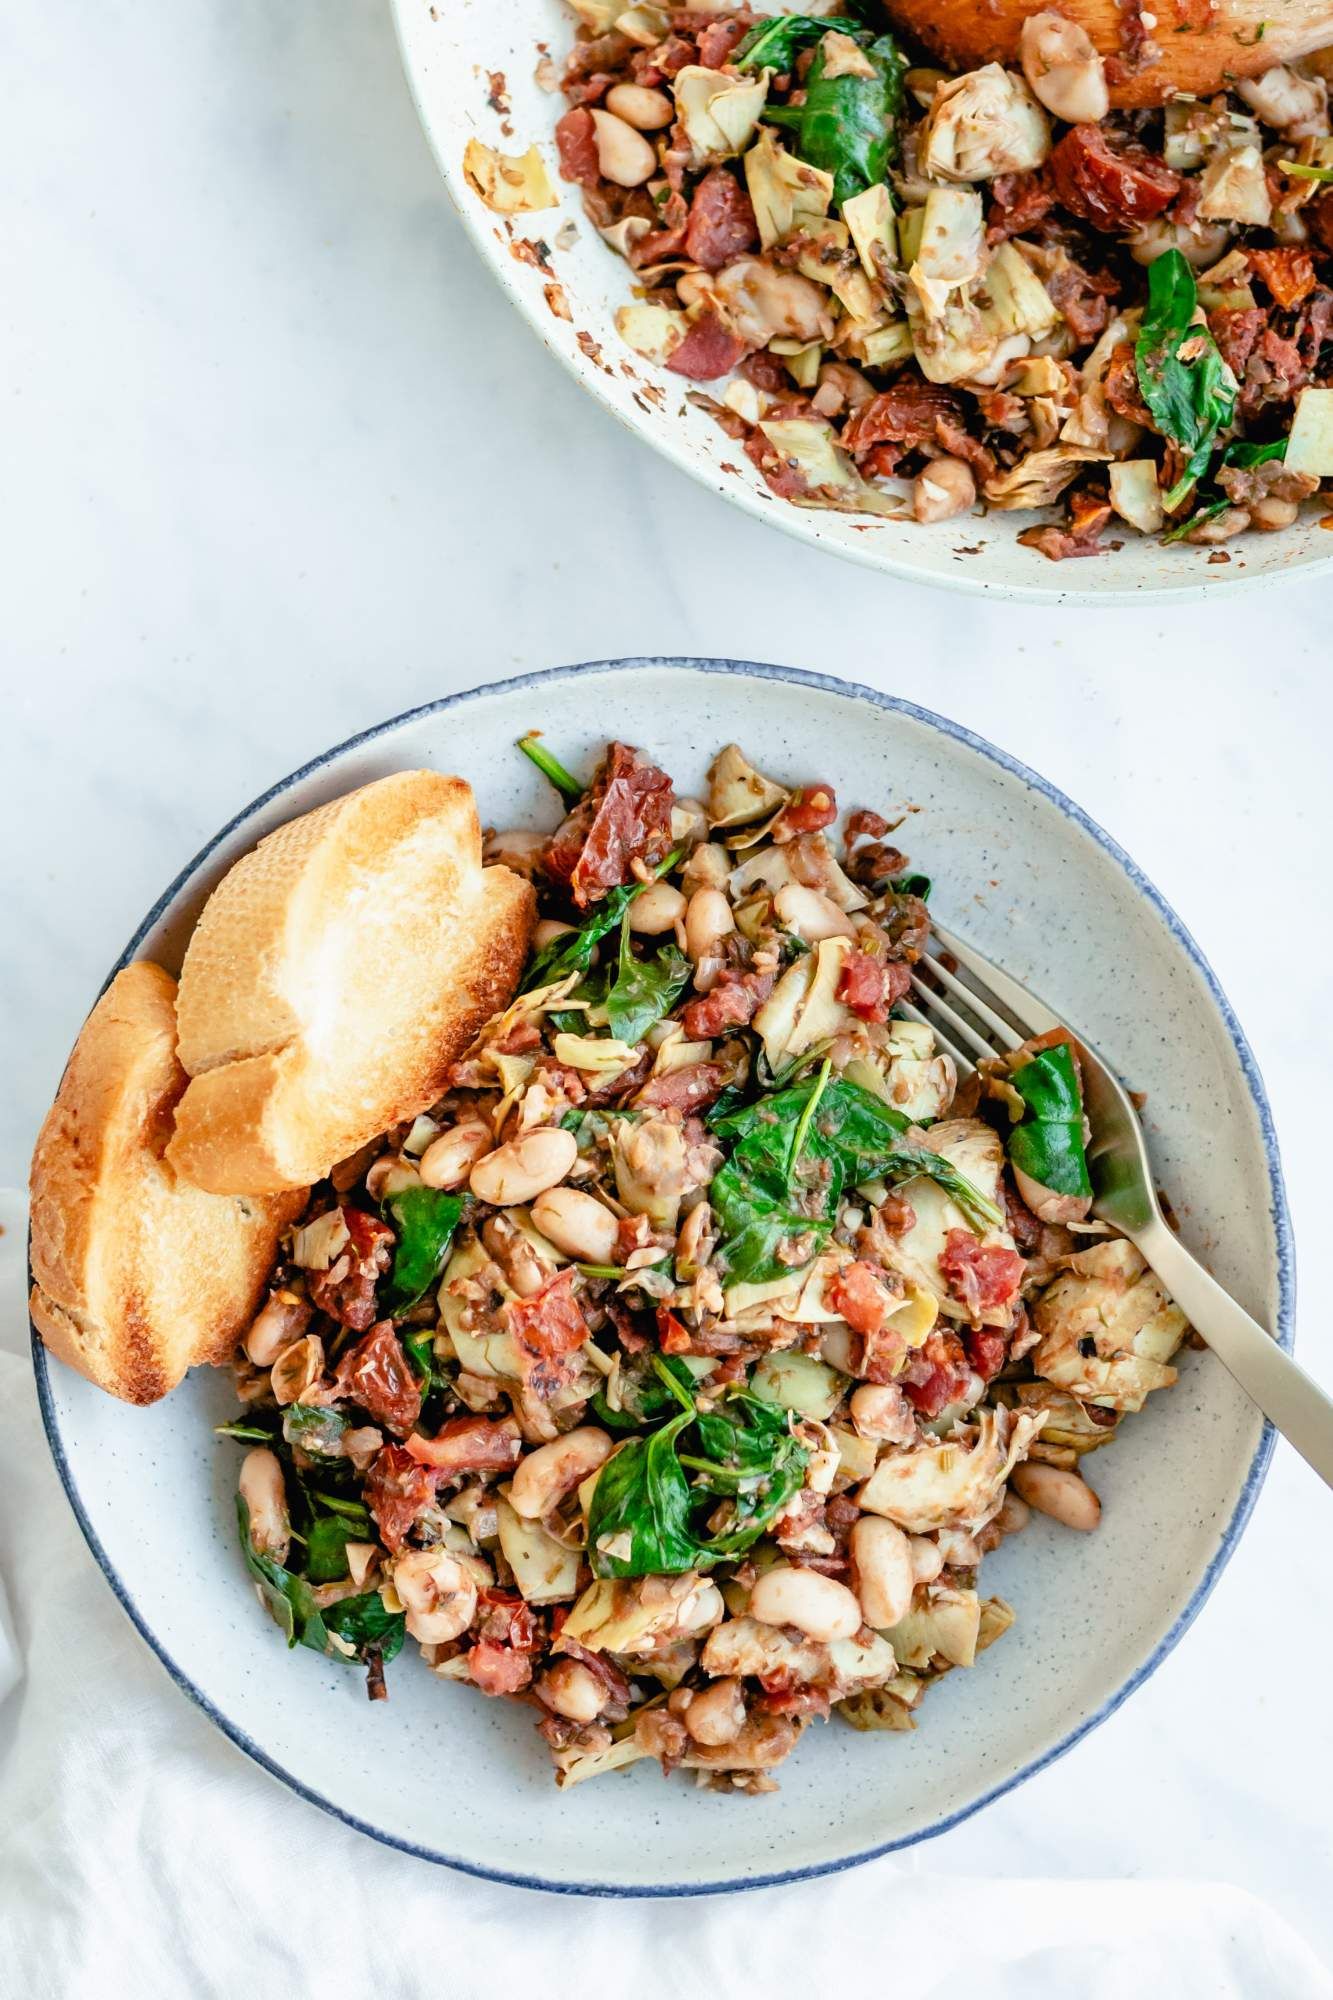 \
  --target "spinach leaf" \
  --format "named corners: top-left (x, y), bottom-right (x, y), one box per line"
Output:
top-left (1006, 1042), bottom-right (1091, 1200)
top-left (604, 912), bottom-right (692, 1045)
top-left (215, 1419), bottom-right (278, 1443)
top-left (592, 1354), bottom-right (708, 1432)
top-left (734, 11), bottom-right (870, 72)
top-left (890, 872), bottom-right (931, 900)
top-left (516, 731), bottom-right (583, 803)
top-left (521, 849), bottom-right (682, 994)
top-left (282, 1402), bottom-right (347, 1458)
top-left (1223, 437), bottom-right (1286, 470)
top-left (237, 1496), bottom-right (332, 1653)
top-left (586, 1362), bottom-right (810, 1576)
top-left (379, 1186), bottom-right (465, 1317)
top-left (1135, 250), bottom-right (1238, 510)
top-left (305, 1513), bottom-right (362, 1584)
top-left (764, 32), bottom-right (905, 205)
top-left (323, 1591), bottom-right (406, 1665)
top-left (1162, 436), bottom-right (1285, 541)
top-left (710, 1156), bottom-right (831, 1285)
